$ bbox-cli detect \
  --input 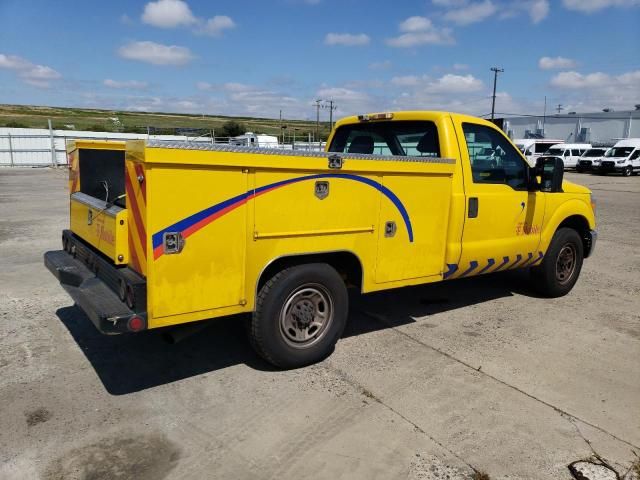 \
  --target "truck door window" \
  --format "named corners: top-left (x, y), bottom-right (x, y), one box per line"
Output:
top-left (462, 123), bottom-right (528, 190)
top-left (329, 121), bottom-right (440, 157)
